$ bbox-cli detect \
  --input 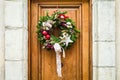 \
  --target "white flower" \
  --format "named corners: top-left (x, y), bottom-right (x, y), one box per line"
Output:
top-left (67, 25), bottom-right (72, 28)
top-left (67, 22), bottom-right (71, 25)
top-left (42, 21), bottom-right (53, 30)
top-left (42, 20), bottom-right (55, 29)
top-left (47, 22), bottom-right (52, 28)
top-left (66, 22), bottom-right (72, 28)
top-left (42, 22), bottom-right (46, 26)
